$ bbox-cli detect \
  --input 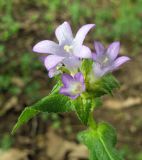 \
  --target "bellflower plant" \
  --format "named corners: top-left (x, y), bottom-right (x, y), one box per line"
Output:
top-left (12, 21), bottom-right (130, 160)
